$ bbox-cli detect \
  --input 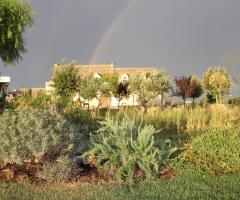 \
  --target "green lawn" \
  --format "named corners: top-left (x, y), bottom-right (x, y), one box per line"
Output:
top-left (1, 173), bottom-right (239, 200)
